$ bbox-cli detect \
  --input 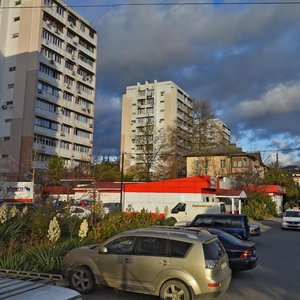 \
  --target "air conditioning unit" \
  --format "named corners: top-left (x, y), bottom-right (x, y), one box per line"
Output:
top-left (89, 123), bottom-right (93, 128)
top-left (50, 59), bottom-right (55, 65)
top-left (72, 70), bottom-right (76, 75)
top-left (73, 41), bottom-right (78, 46)
top-left (60, 132), bottom-right (65, 136)
top-left (66, 85), bottom-right (71, 89)
top-left (87, 108), bottom-right (91, 113)
top-left (71, 55), bottom-right (75, 60)
top-left (1, 105), bottom-right (7, 110)
top-left (82, 76), bottom-right (86, 81)
top-left (38, 89), bottom-right (43, 94)
top-left (81, 106), bottom-right (86, 111)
